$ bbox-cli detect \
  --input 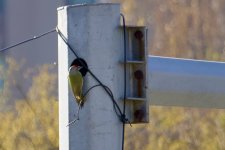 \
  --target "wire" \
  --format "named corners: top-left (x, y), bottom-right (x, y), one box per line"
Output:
top-left (67, 101), bottom-right (82, 127)
top-left (0, 25), bottom-right (129, 123)
top-left (67, 84), bottom-right (118, 127)
top-left (67, 84), bottom-right (102, 127)
top-left (120, 13), bottom-right (127, 150)
top-left (0, 19), bottom-right (129, 149)
top-left (0, 23), bottom-right (129, 149)
top-left (83, 84), bottom-right (101, 98)
top-left (0, 20), bottom-right (129, 149)
top-left (56, 27), bottom-right (130, 125)
top-left (0, 29), bottom-right (56, 52)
